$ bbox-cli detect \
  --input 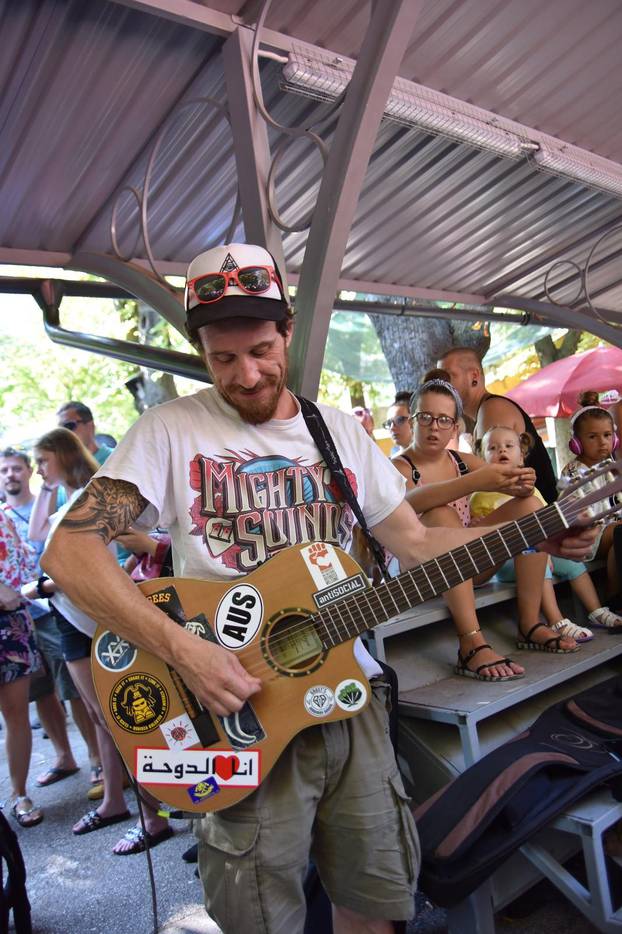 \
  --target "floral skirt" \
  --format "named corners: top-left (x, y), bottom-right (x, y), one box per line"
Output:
top-left (0, 606), bottom-right (42, 685)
